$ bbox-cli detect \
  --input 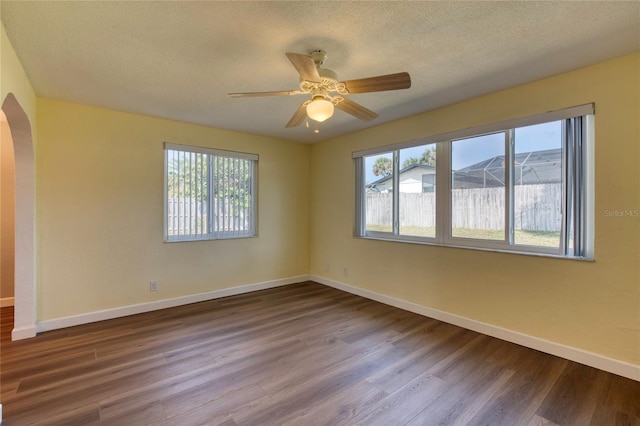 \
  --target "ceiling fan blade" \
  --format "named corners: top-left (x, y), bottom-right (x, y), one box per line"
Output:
top-left (335, 97), bottom-right (378, 121)
top-left (286, 52), bottom-right (321, 83)
top-left (342, 72), bottom-right (411, 94)
top-left (285, 103), bottom-right (308, 128)
top-left (228, 90), bottom-right (303, 98)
